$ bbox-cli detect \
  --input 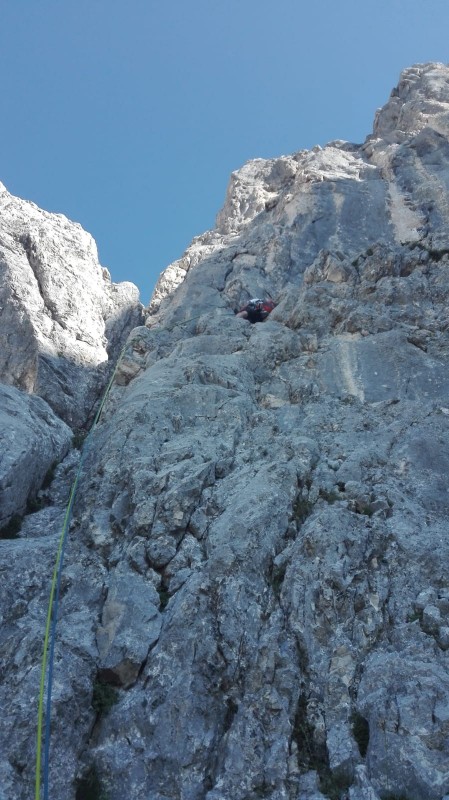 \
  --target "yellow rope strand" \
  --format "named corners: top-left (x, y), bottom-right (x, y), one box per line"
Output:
top-left (34, 308), bottom-right (233, 796)
top-left (35, 344), bottom-right (127, 800)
